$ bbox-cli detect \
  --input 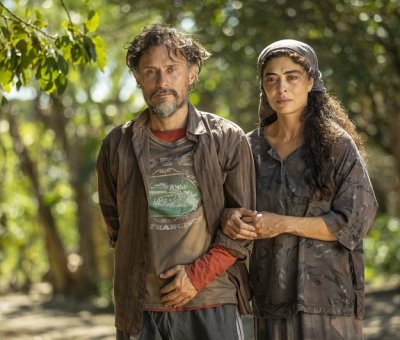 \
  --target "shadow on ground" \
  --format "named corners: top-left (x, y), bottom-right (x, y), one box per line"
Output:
top-left (1, 286), bottom-right (399, 339)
